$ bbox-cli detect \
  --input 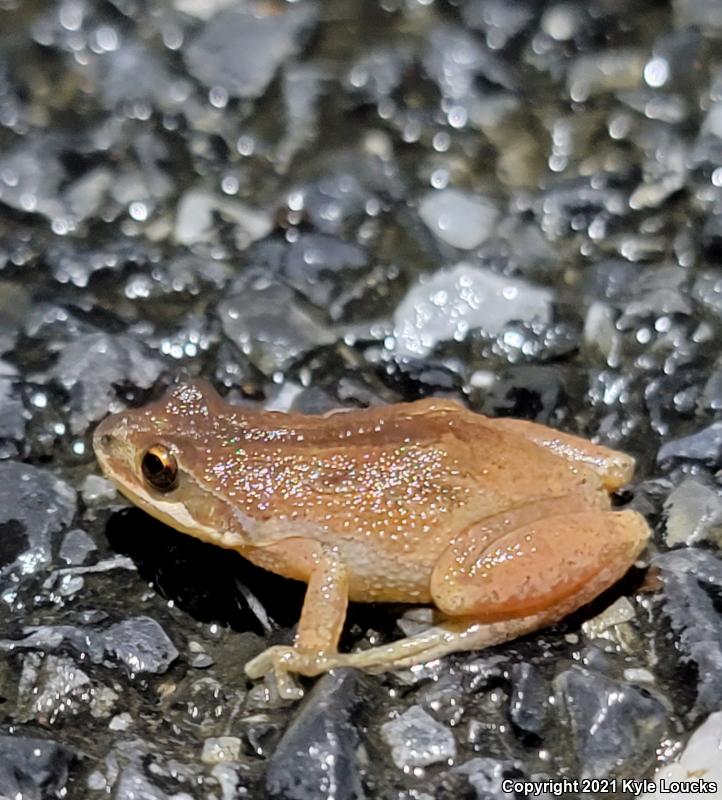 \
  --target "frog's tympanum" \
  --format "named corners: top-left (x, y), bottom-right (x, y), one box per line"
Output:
top-left (94, 381), bottom-right (650, 697)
